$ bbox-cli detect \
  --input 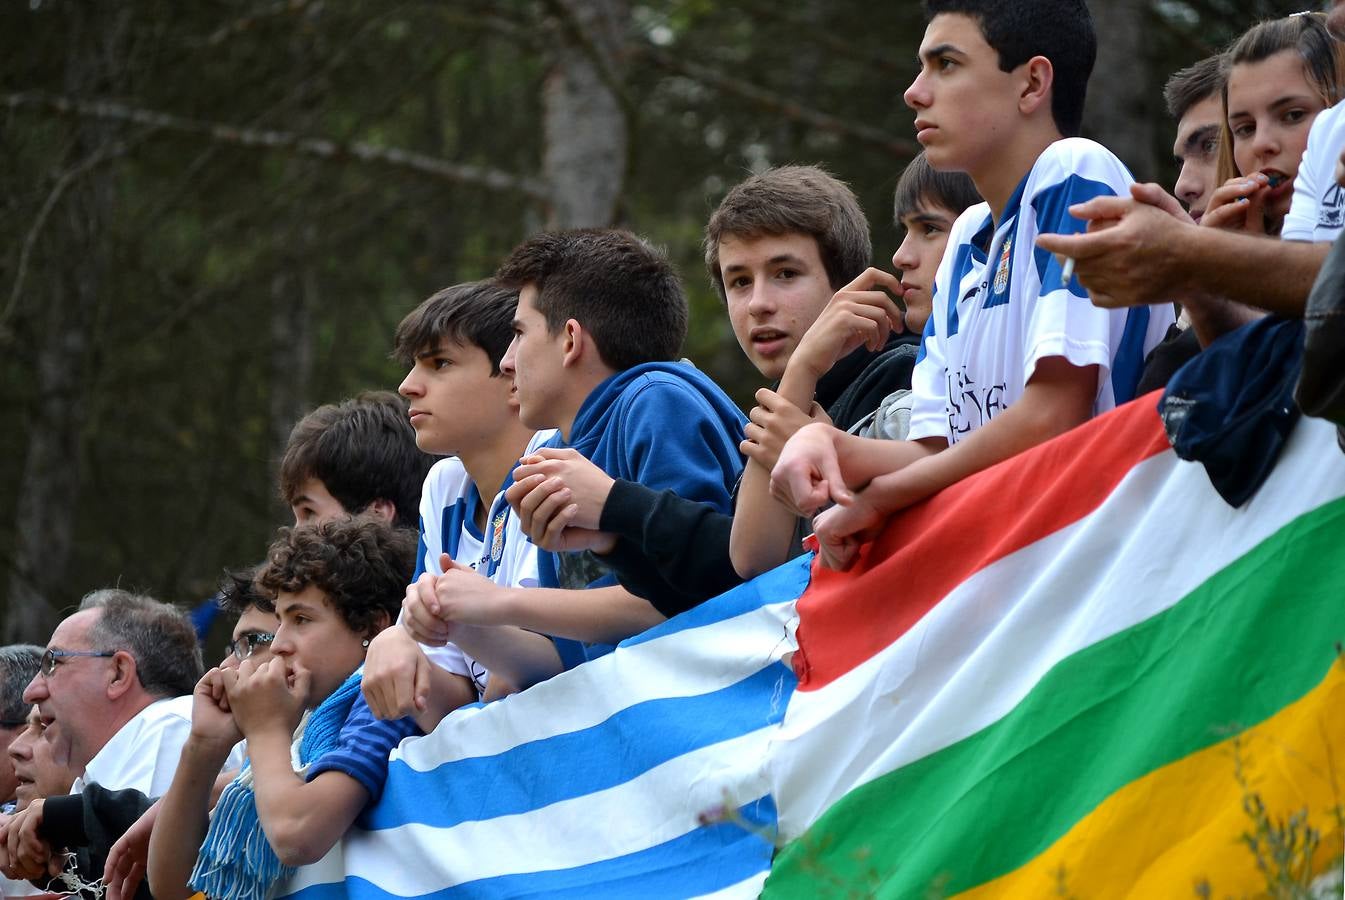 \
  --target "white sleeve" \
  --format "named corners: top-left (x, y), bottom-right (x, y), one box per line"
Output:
top-left (407, 459), bottom-right (475, 679)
